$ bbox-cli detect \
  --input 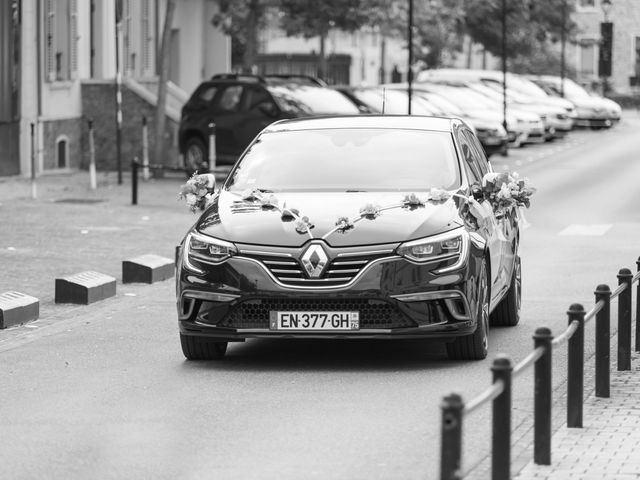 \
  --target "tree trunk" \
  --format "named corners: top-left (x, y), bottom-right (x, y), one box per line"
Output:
top-left (318, 31), bottom-right (327, 81)
top-left (242, 0), bottom-right (259, 73)
top-left (154, 0), bottom-right (176, 166)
